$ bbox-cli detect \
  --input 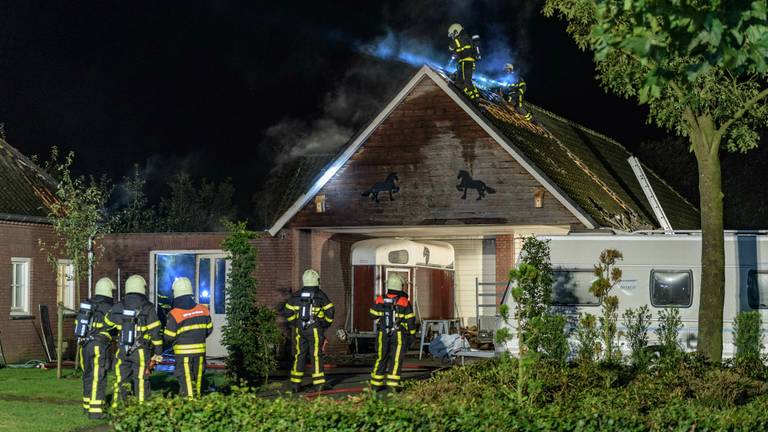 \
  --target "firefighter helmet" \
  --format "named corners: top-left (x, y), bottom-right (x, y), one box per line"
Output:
top-left (172, 277), bottom-right (194, 298)
top-left (302, 269), bottom-right (320, 287)
top-left (94, 277), bottom-right (115, 298)
top-left (504, 63), bottom-right (515, 73)
top-left (448, 23), bottom-right (463, 38)
top-left (125, 275), bottom-right (147, 295)
top-left (387, 273), bottom-right (404, 292)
